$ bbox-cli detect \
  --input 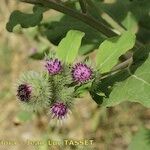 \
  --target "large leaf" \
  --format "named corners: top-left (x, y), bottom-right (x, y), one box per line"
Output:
top-left (102, 54), bottom-right (150, 108)
top-left (128, 128), bottom-right (150, 150)
top-left (96, 31), bottom-right (136, 73)
top-left (39, 15), bottom-right (105, 55)
top-left (6, 6), bottom-right (45, 32)
top-left (56, 30), bottom-right (85, 63)
top-left (96, 0), bottom-right (150, 24)
top-left (94, 0), bottom-right (150, 44)
top-left (122, 11), bottom-right (138, 33)
top-left (90, 69), bottom-right (130, 105)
